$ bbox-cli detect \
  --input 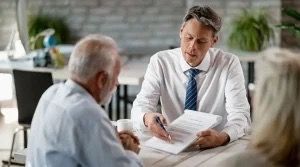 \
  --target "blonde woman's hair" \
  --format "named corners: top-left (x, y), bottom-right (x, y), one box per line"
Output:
top-left (251, 48), bottom-right (300, 165)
